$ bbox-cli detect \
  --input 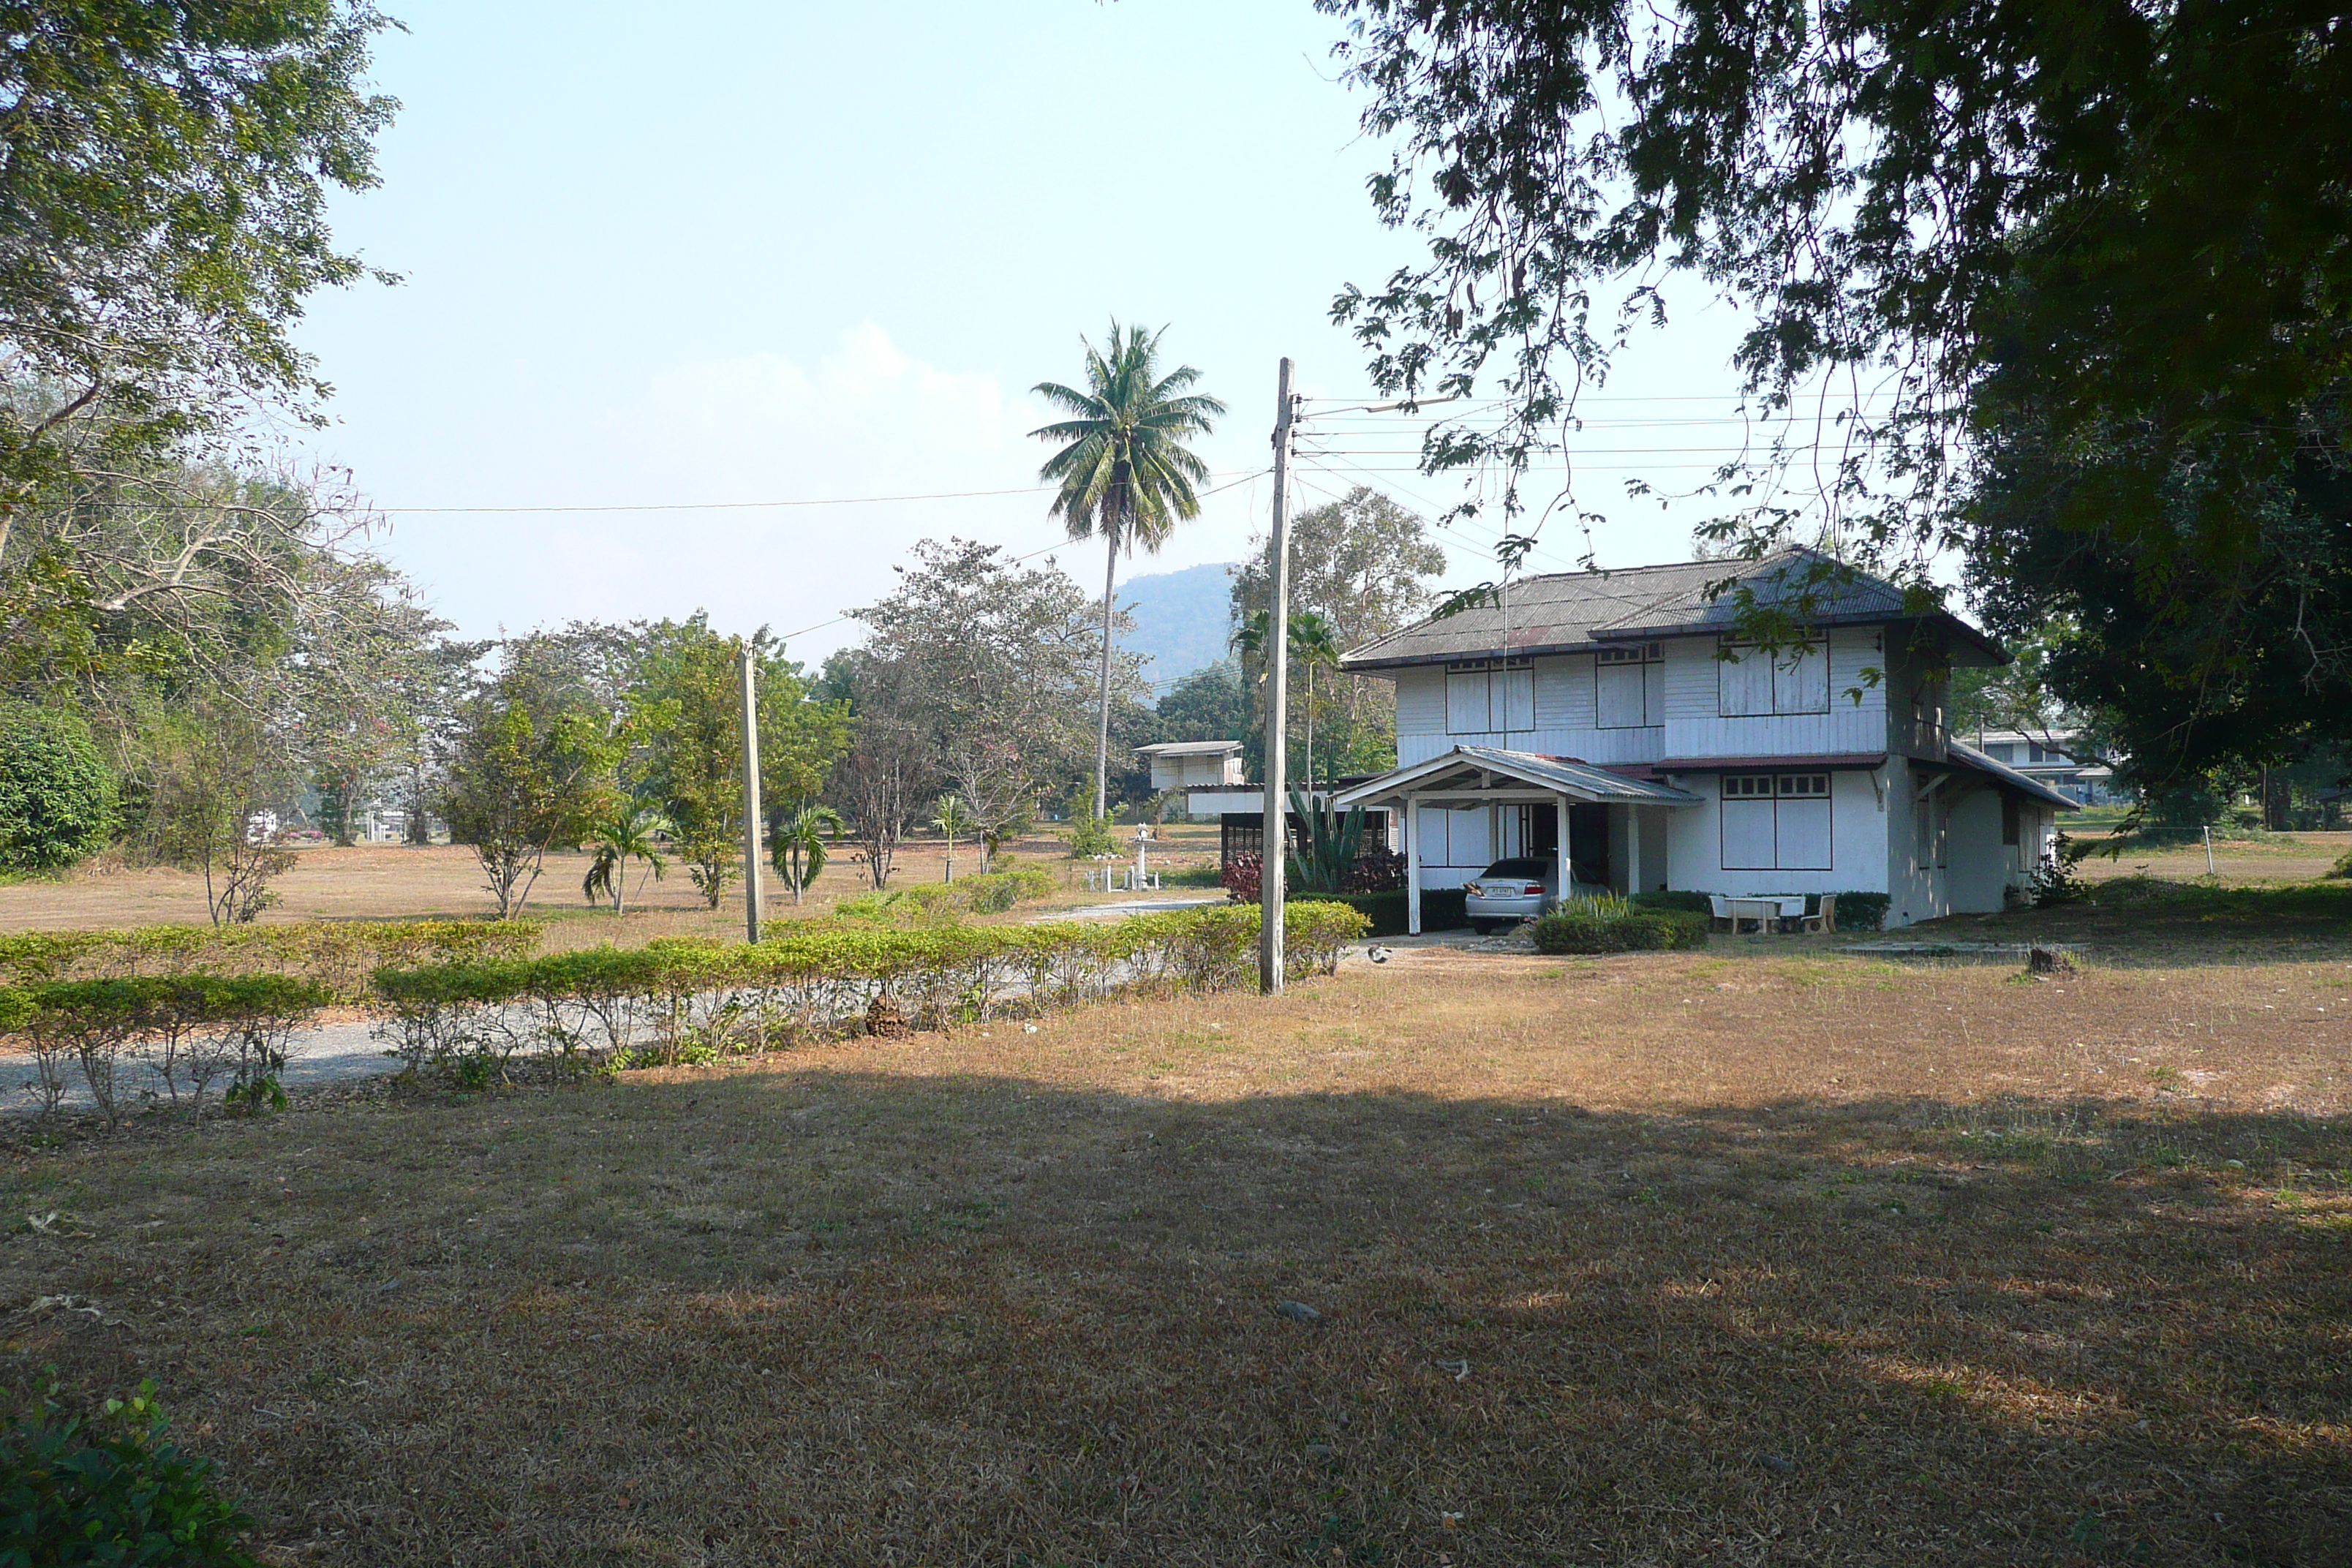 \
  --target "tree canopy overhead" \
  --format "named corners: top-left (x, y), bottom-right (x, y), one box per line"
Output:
top-left (1320, 0), bottom-right (2352, 785)
top-left (0, 1), bottom-right (397, 494)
